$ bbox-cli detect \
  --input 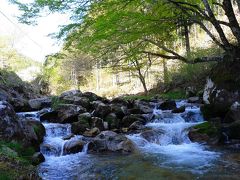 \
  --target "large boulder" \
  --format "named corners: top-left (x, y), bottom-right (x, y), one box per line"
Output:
top-left (129, 121), bottom-right (145, 131)
top-left (121, 114), bottom-right (146, 128)
top-left (61, 96), bottom-right (91, 110)
top-left (92, 117), bottom-right (105, 131)
top-left (188, 96), bottom-right (201, 103)
top-left (202, 60), bottom-right (240, 120)
top-left (41, 143), bottom-right (60, 156)
top-left (71, 121), bottom-right (89, 135)
top-left (40, 111), bottom-right (58, 122)
top-left (0, 101), bottom-right (45, 151)
top-left (105, 113), bottom-right (119, 129)
top-left (93, 102), bottom-right (112, 118)
top-left (60, 90), bottom-right (82, 98)
top-left (71, 113), bottom-right (92, 135)
top-left (82, 92), bottom-right (102, 102)
top-left (223, 106), bottom-right (240, 123)
top-left (32, 152), bottom-right (45, 165)
top-left (88, 131), bottom-right (135, 153)
top-left (188, 122), bottom-right (220, 144)
top-left (63, 138), bottom-right (85, 155)
top-left (140, 129), bottom-right (164, 143)
top-left (224, 121), bottom-right (240, 139)
top-left (134, 100), bottom-right (153, 114)
top-left (21, 119), bottom-right (46, 150)
top-left (10, 97), bottom-right (31, 112)
top-left (188, 129), bottom-right (210, 143)
top-left (110, 98), bottom-right (129, 107)
top-left (83, 127), bottom-right (100, 137)
top-left (78, 112), bottom-right (92, 127)
top-left (172, 106), bottom-right (185, 113)
top-left (0, 101), bottom-right (23, 141)
top-left (159, 100), bottom-right (176, 110)
top-left (28, 97), bottom-right (52, 110)
top-left (110, 104), bottom-right (129, 119)
top-left (55, 104), bottom-right (87, 123)
top-left (22, 118), bottom-right (46, 144)
top-left (0, 89), bottom-right (11, 101)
